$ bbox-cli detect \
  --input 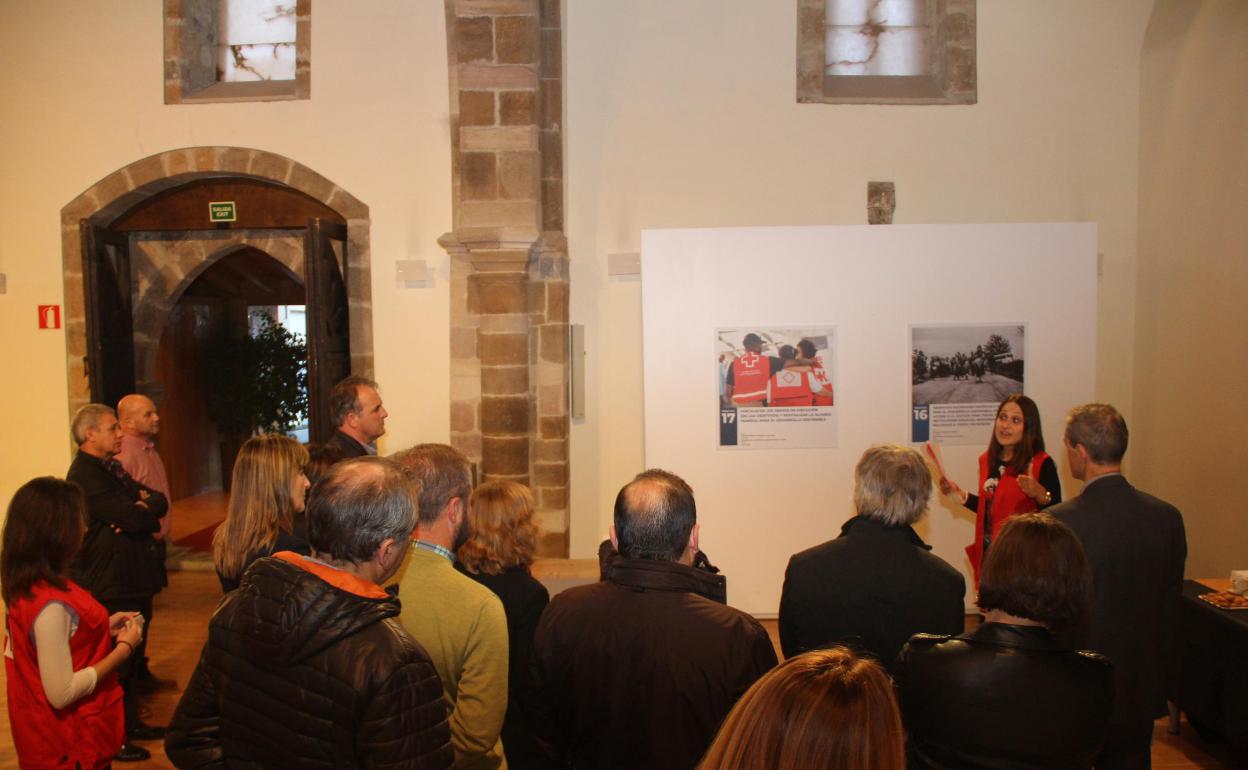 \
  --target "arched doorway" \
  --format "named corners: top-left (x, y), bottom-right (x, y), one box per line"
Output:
top-left (60, 147), bottom-right (372, 498)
